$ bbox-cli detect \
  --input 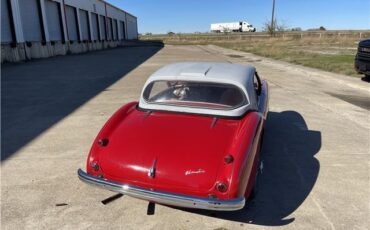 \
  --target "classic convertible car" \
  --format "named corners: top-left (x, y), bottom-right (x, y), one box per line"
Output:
top-left (78, 62), bottom-right (269, 211)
